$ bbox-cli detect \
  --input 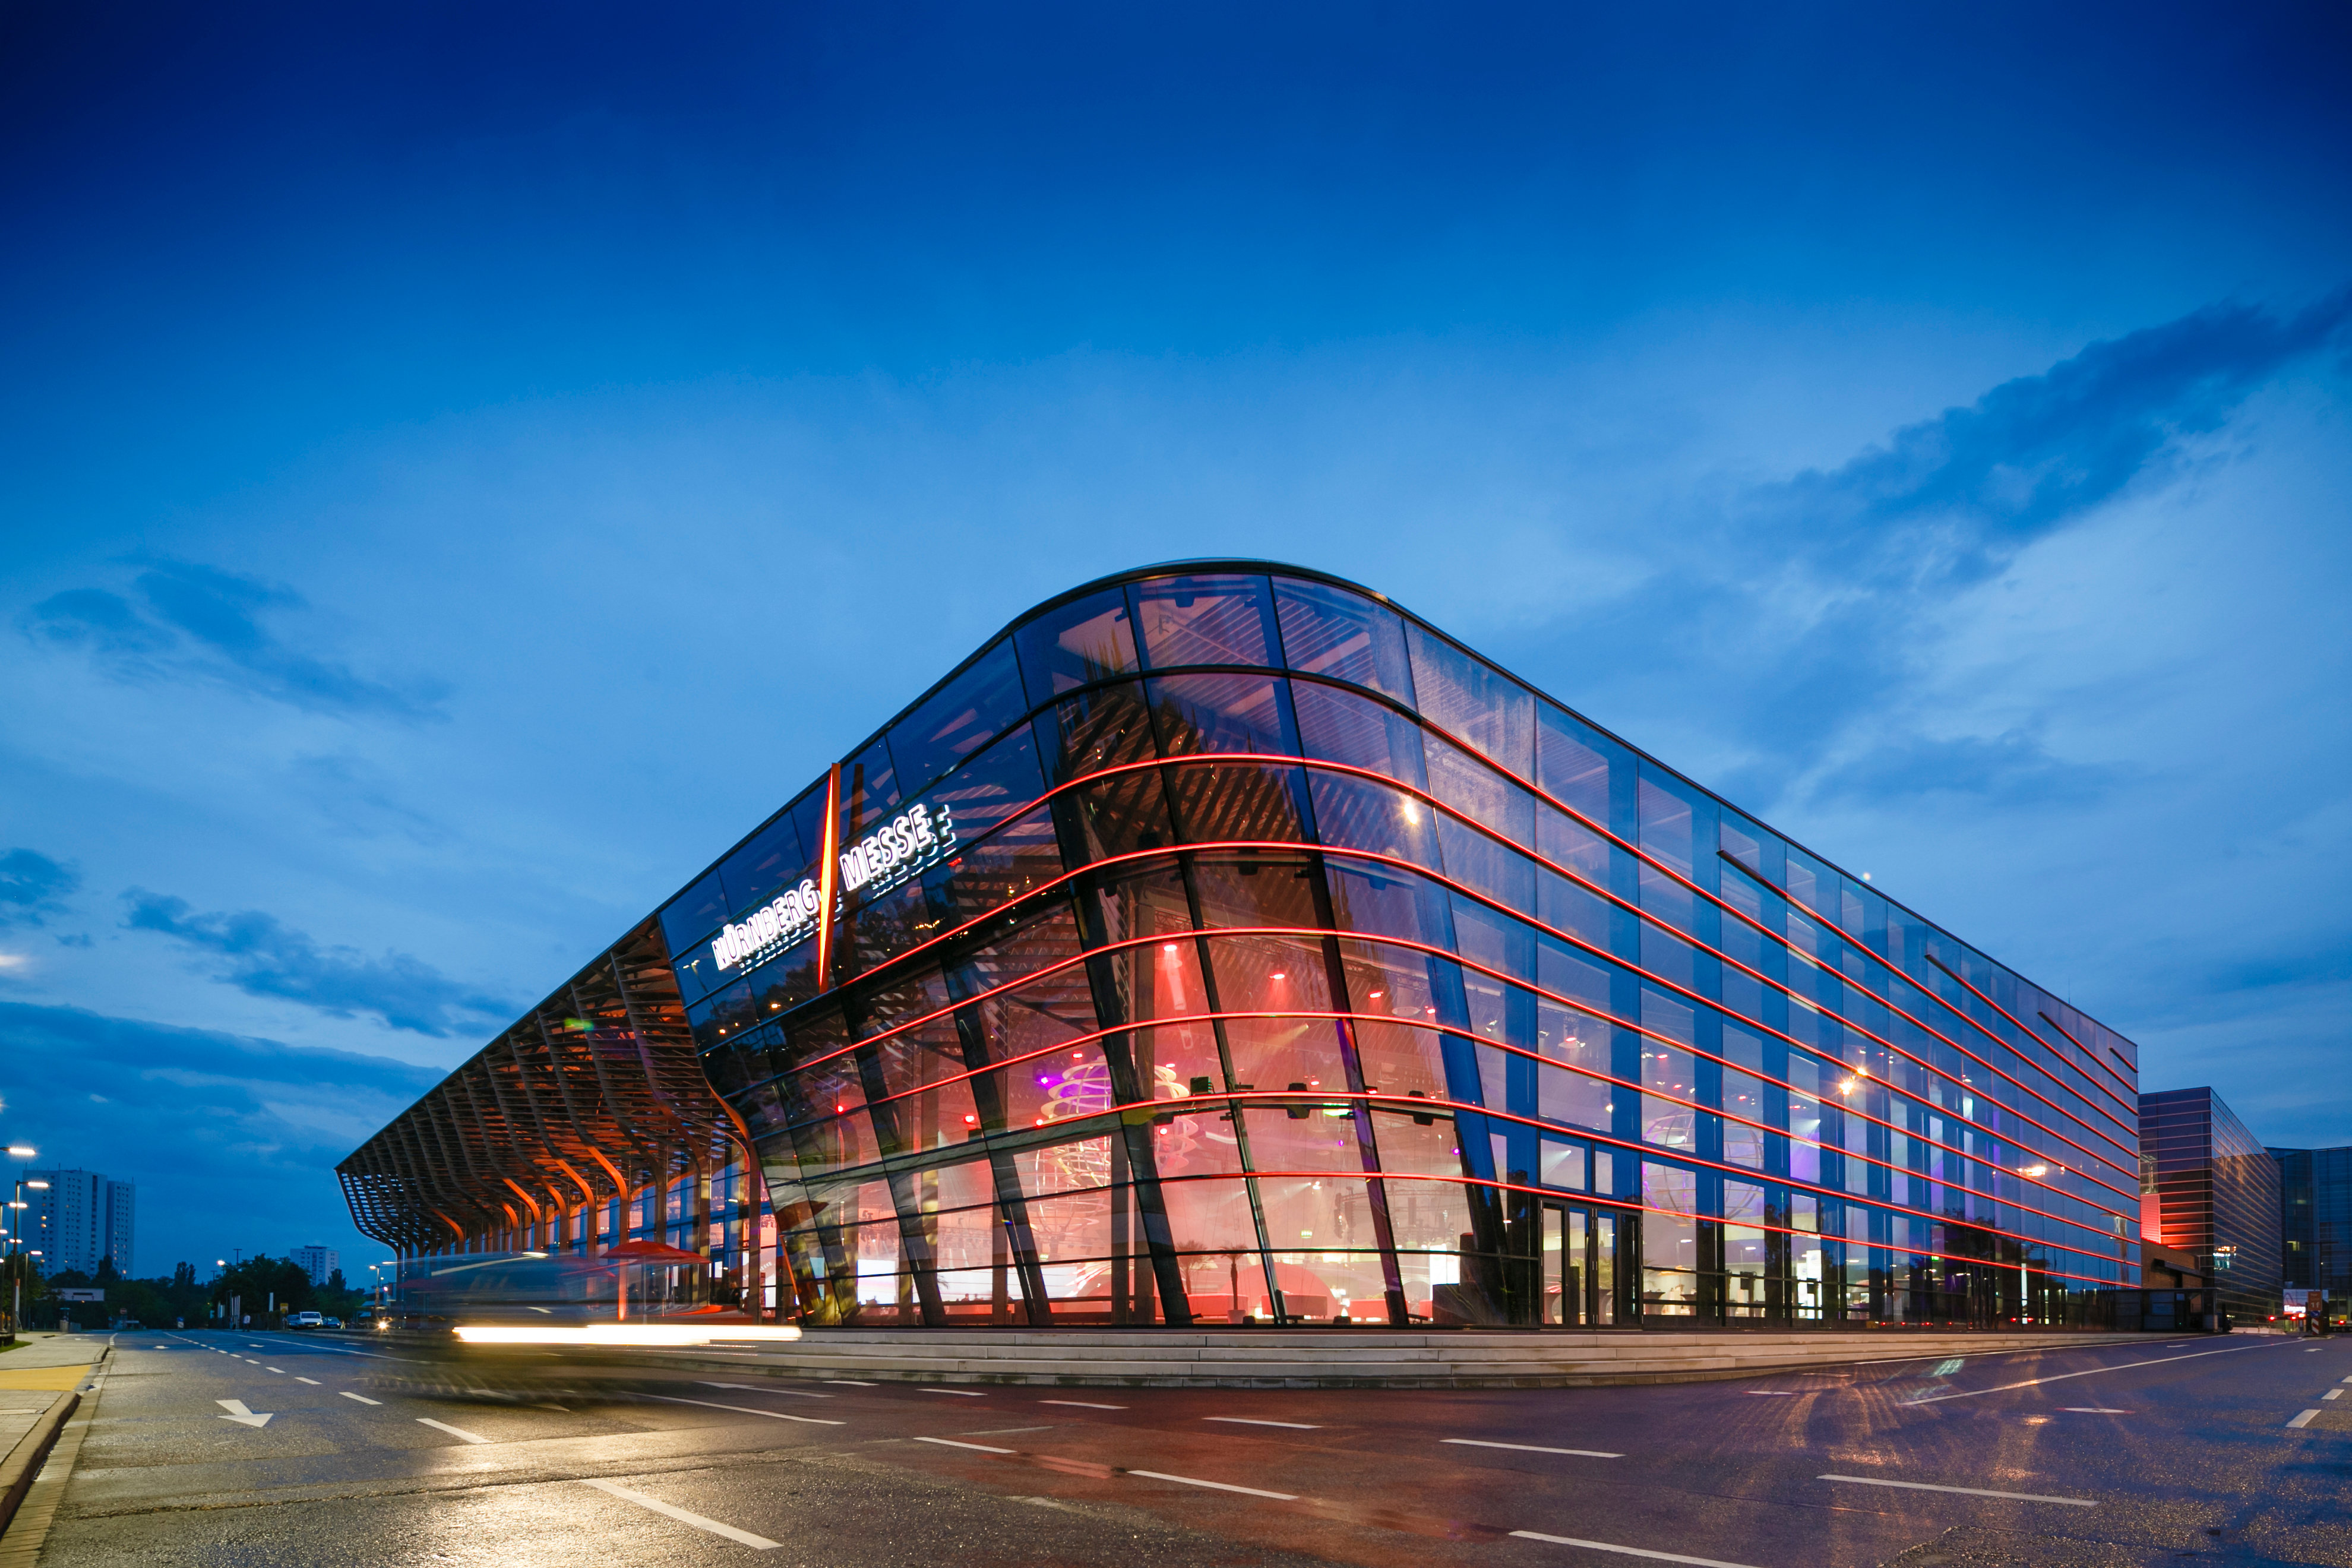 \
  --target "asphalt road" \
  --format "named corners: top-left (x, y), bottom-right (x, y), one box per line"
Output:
top-left (27, 1329), bottom-right (2351, 1567)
